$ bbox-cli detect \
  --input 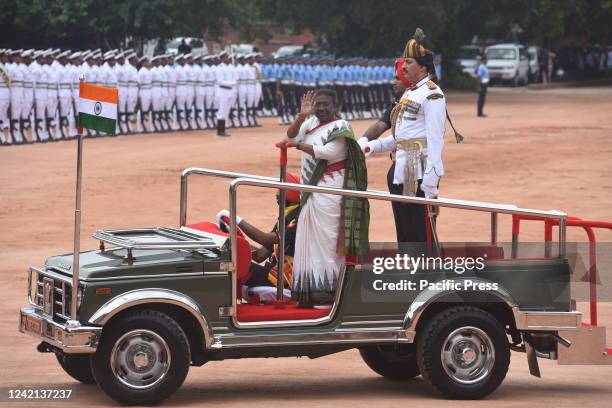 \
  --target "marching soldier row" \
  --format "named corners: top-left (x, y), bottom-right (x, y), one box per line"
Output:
top-left (0, 48), bottom-right (265, 144)
top-left (259, 57), bottom-right (396, 124)
top-left (0, 47), bottom-right (396, 145)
